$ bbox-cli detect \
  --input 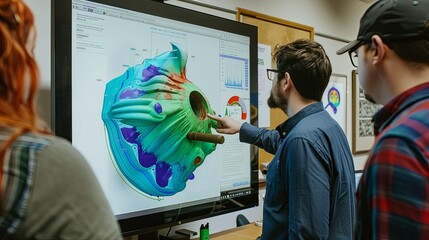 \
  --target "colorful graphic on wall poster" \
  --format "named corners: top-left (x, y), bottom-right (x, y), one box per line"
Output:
top-left (226, 95), bottom-right (247, 120)
top-left (101, 43), bottom-right (218, 199)
top-left (324, 87), bottom-right (341, 114)
top-left (322, 74), bottom-right (347, 132)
